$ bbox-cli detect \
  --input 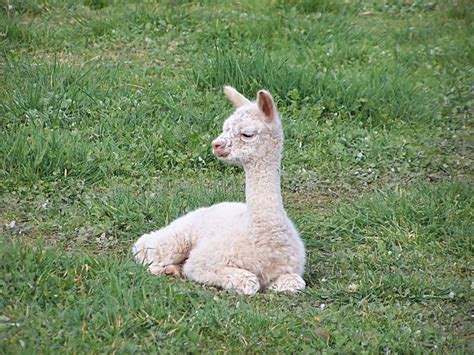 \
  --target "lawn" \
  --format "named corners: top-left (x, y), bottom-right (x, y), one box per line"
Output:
top-left (1, 0), bottom-right (473, 352)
